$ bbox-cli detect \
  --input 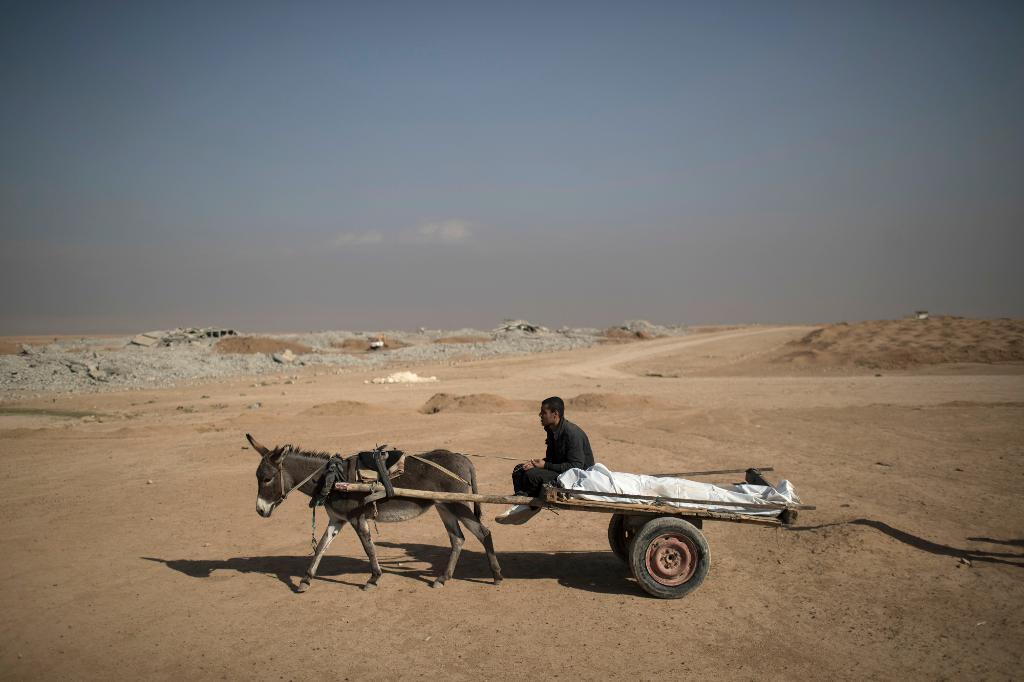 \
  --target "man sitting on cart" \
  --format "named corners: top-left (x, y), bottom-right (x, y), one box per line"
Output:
top-left (512, 396), bottom-right (594, 497)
